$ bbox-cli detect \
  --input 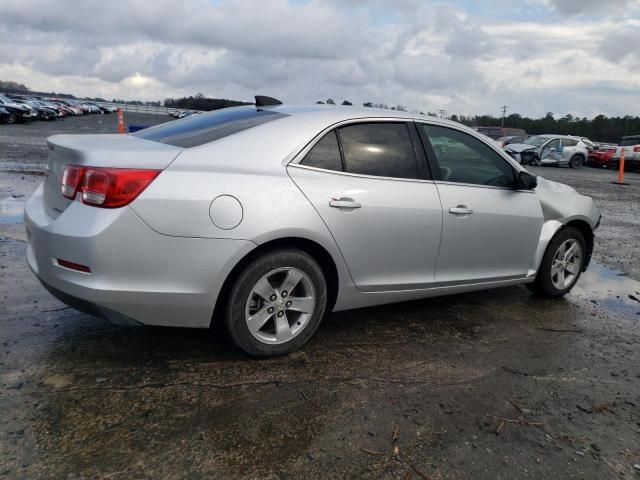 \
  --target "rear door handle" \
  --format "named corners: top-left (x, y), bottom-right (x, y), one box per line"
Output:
top-left (329, 197), bottom-right (361, 209)
top-left (449, 205), bottom-right (473, 215)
